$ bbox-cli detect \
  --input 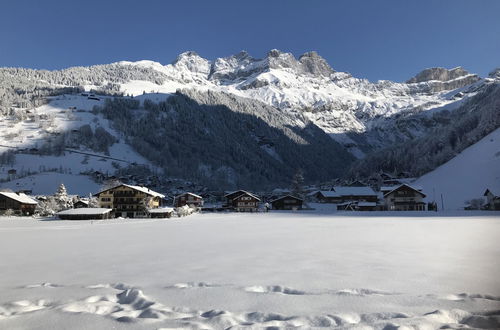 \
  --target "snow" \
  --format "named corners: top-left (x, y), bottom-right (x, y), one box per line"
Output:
top-left (0, 192), bottom-right (38, 204)
top-left (0, 211), bottom-right (499, 329)
top-left (415, 128), bottom-right (500, 210)
top-left (96, 184), bottom-right (164, 198)
top-left (147, 207), bottom-right (174, 214)
top-left (0, 172), bottom-right (100, 196)
top-left (57, 208), bottom-right (112, 215)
